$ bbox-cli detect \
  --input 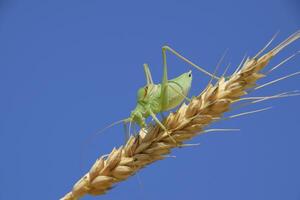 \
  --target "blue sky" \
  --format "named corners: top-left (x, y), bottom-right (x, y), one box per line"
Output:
top-left (0, 0), bottom-right (299, 200)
